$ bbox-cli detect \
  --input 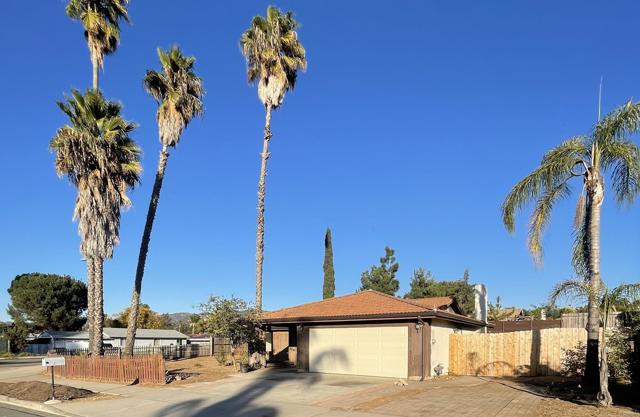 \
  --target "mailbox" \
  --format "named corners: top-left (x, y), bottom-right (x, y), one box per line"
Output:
top-left (42, 357), bottom-right (66, 367)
